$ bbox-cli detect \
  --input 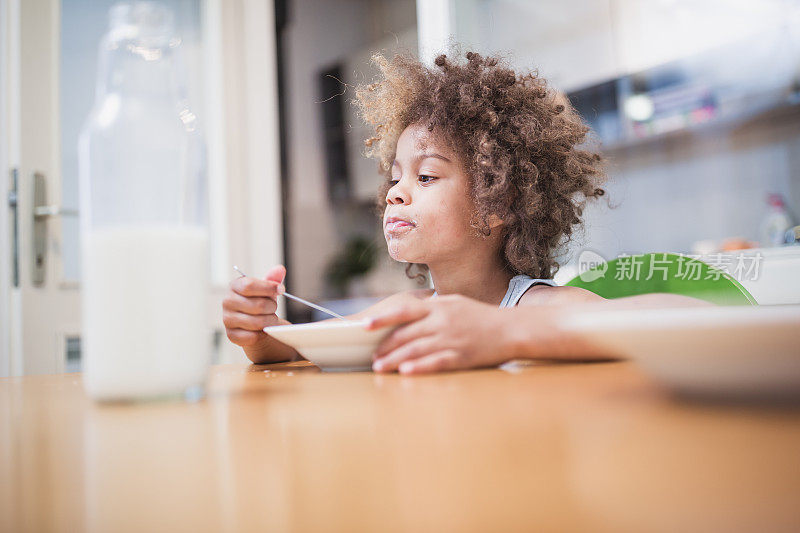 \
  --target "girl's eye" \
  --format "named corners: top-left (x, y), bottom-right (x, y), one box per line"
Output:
top-left (388, 175), bottom-right (437, 185)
